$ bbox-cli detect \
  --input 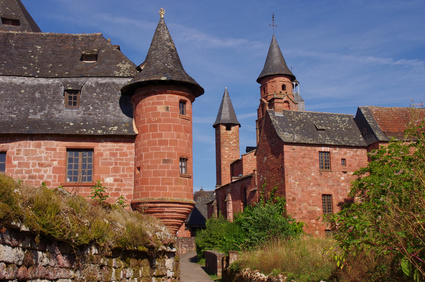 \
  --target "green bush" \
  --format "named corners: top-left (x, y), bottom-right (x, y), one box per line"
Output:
top-left (196, 188), bottom-right (303, 258)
